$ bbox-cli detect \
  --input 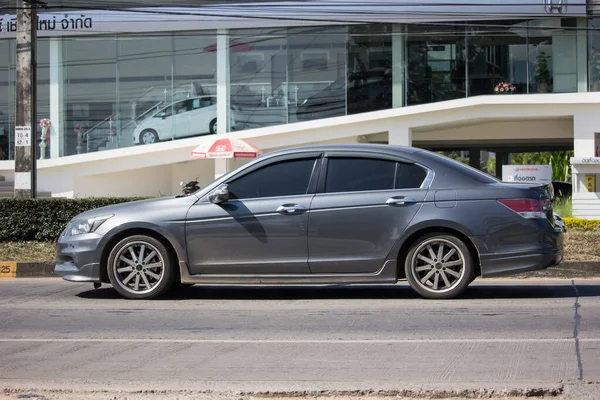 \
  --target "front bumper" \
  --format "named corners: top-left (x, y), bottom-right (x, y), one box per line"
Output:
top-left (54, 233), bottom-right (103, 283)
